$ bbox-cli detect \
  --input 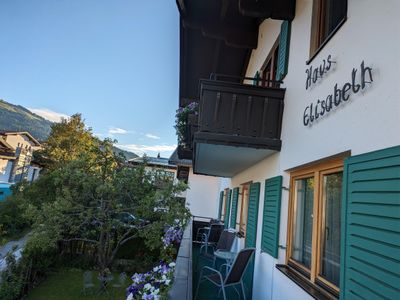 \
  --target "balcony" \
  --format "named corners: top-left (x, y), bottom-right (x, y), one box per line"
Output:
top-left (168, 216), bottom-right (254, 300)
top-left (192, 79), bottom-right (285, 177)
